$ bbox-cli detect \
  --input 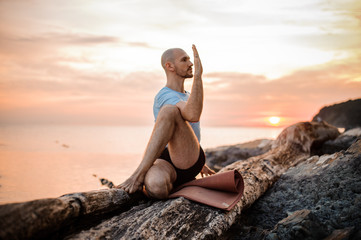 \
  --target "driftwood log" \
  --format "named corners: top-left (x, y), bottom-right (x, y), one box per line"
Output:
top-left (0, 121), bottom-right (340, 240)
top-left (0, 189), bottom-right (145, 239)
